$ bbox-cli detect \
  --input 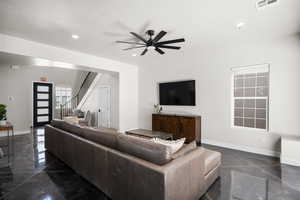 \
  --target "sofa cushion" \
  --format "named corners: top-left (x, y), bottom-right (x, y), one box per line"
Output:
top-left (51, 119), bottom-right (65, 129)
top-left (82, 127), bottom-right (120, 149)
top-left (117, 134), bottom-right (173, 165)
top-left (203, 149), bottom-right (221, 176)
top-left (171, 141), bottom-right (197, 160)
top-left (61, 121), bottom-right (85, 137)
